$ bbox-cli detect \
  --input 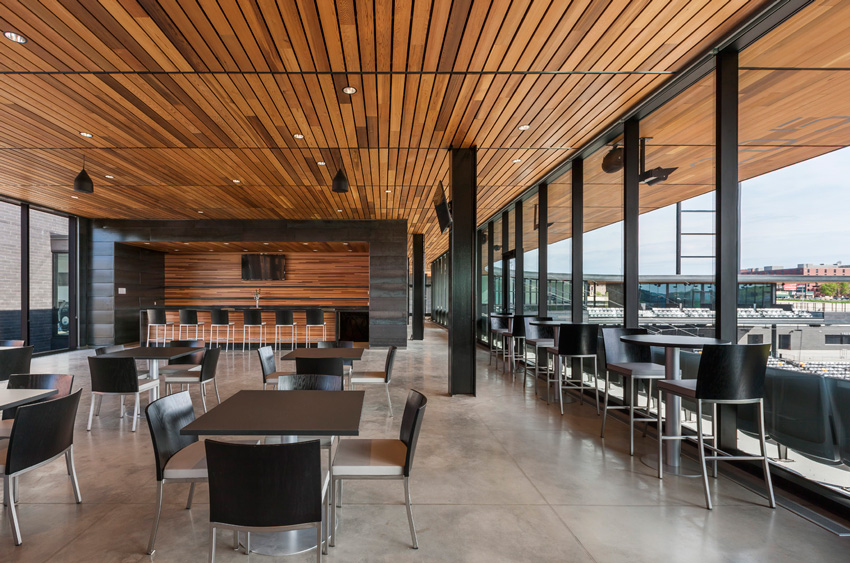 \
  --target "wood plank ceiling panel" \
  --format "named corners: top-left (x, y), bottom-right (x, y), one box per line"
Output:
top-left (0, 0), bottom-right (773, 264)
